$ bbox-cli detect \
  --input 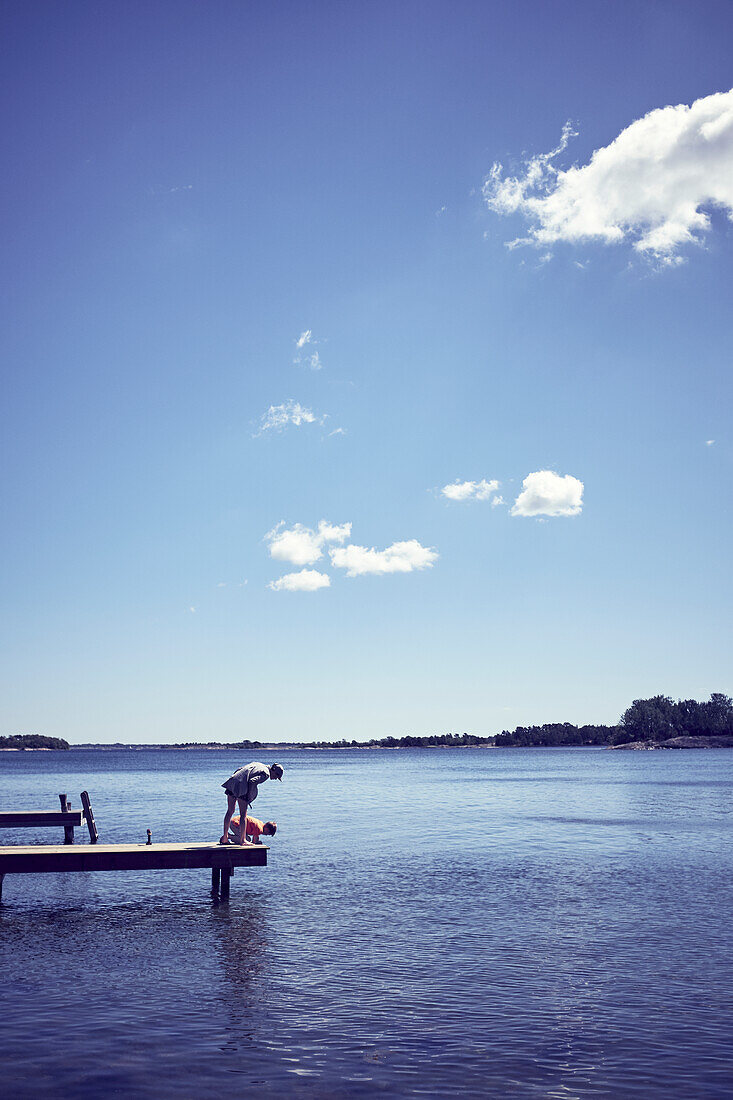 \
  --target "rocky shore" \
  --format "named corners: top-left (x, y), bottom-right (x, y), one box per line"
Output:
top-left (609, 735), bottom-right (733, 750)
